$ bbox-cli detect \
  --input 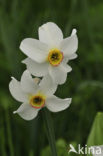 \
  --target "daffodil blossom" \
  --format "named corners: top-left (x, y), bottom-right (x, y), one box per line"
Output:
top-left (9, 70), bottom-right (71, 120)
top-left (20, 22), bottom-right (78, 84)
